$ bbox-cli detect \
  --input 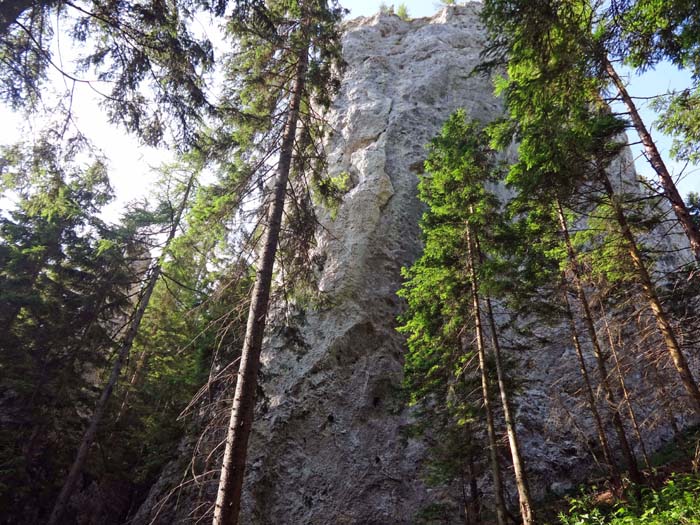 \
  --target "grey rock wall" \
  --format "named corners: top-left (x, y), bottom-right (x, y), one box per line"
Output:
top-left (240, 6), bottom-right (499, 523)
